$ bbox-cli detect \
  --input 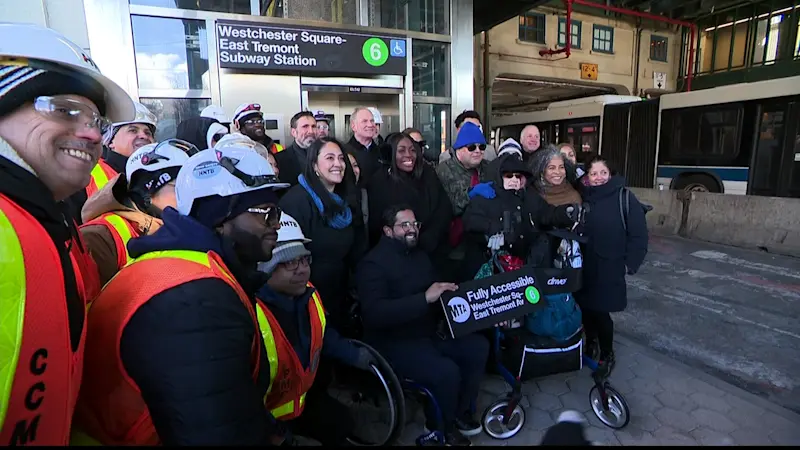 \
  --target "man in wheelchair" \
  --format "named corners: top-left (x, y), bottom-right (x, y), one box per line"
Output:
top-left (256, 212), bottom-right (376, 445)
top-left (356, 205), bottom-right (490, 446)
